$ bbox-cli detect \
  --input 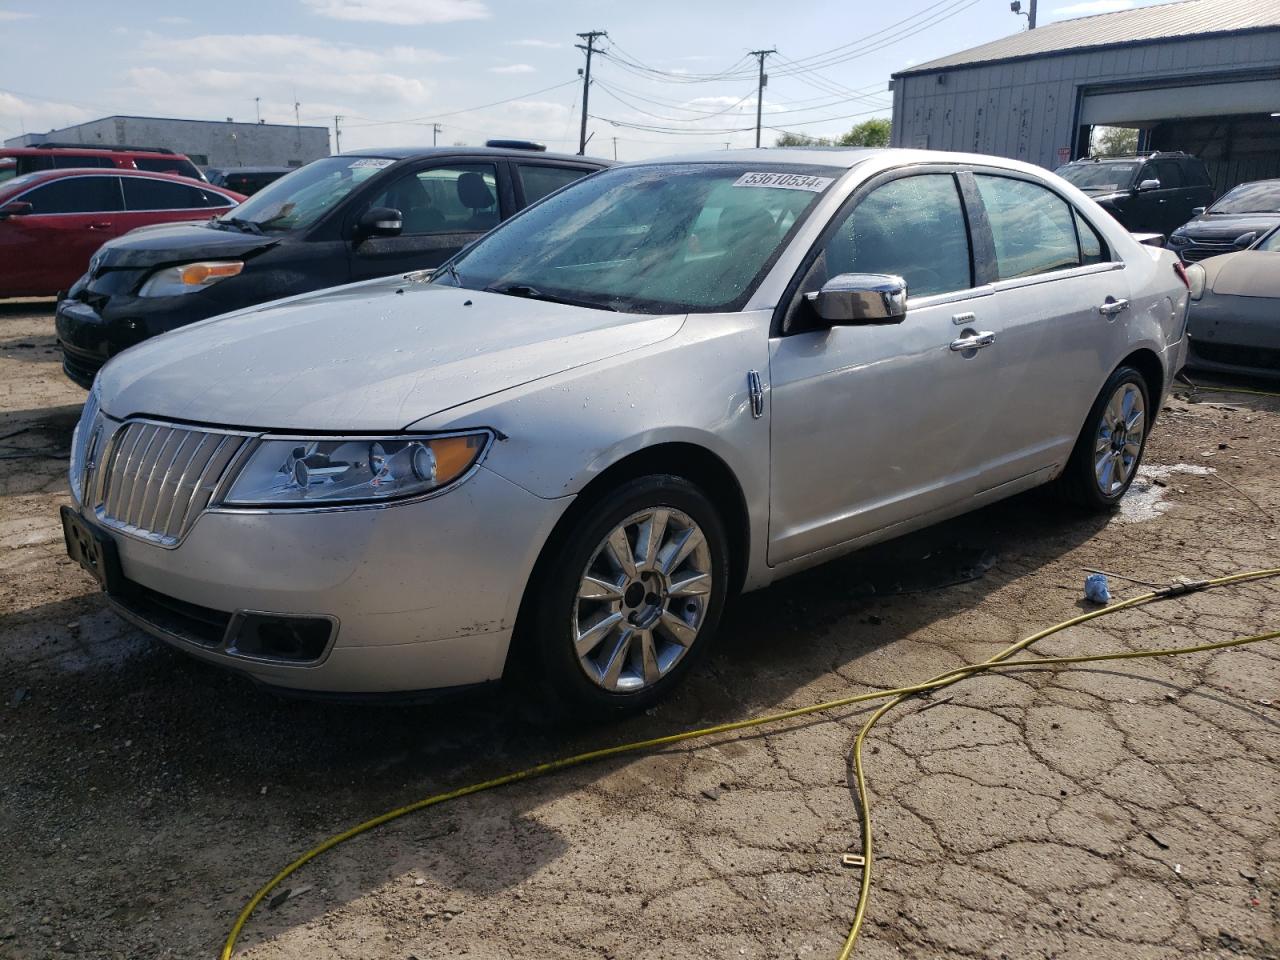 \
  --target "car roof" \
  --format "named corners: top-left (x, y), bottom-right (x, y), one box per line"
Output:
top-left (627, 146), bottom-right (1069, 174)
top-left (339, 146), bottom-right (612, 165)
top-left (219, 166), bottom-right (293, 174)
top-left (0, 146), bottom-right (182, 159)
top-left (0, 167), bottom-right (240, 197)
